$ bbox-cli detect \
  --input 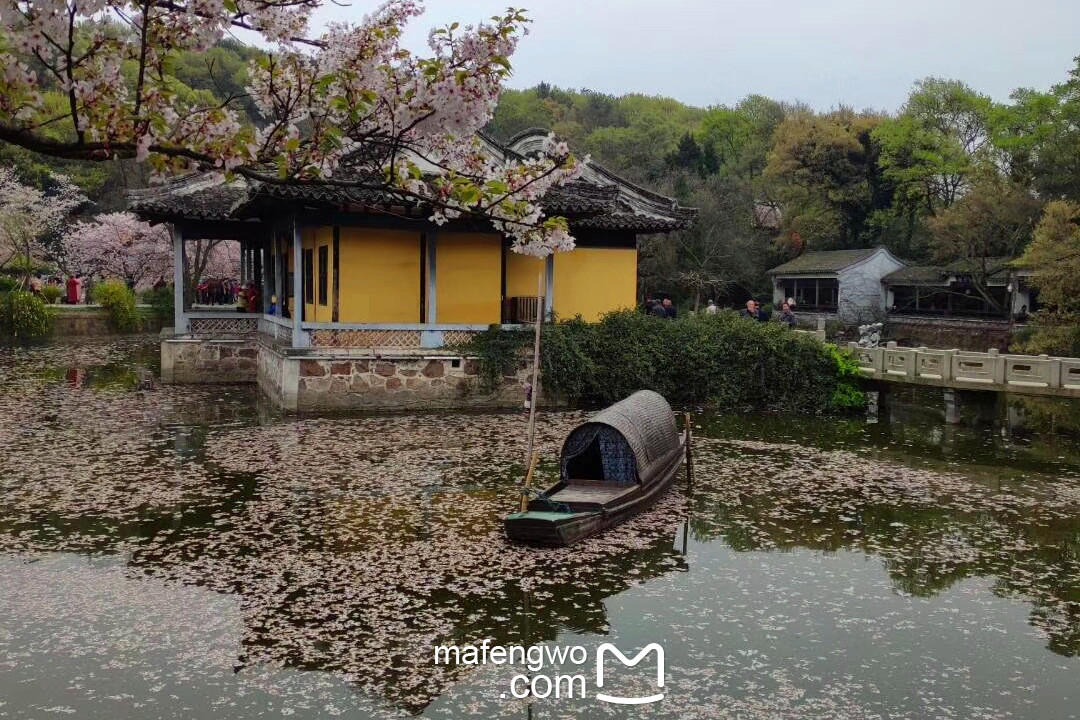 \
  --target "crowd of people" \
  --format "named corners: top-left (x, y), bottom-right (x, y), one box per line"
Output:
top-left (642, 295), bottom-right (800, 327)
top-left (196, 278), bottom-right (241, 306)
top-left (24, 274), bottom-right (96, 304)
